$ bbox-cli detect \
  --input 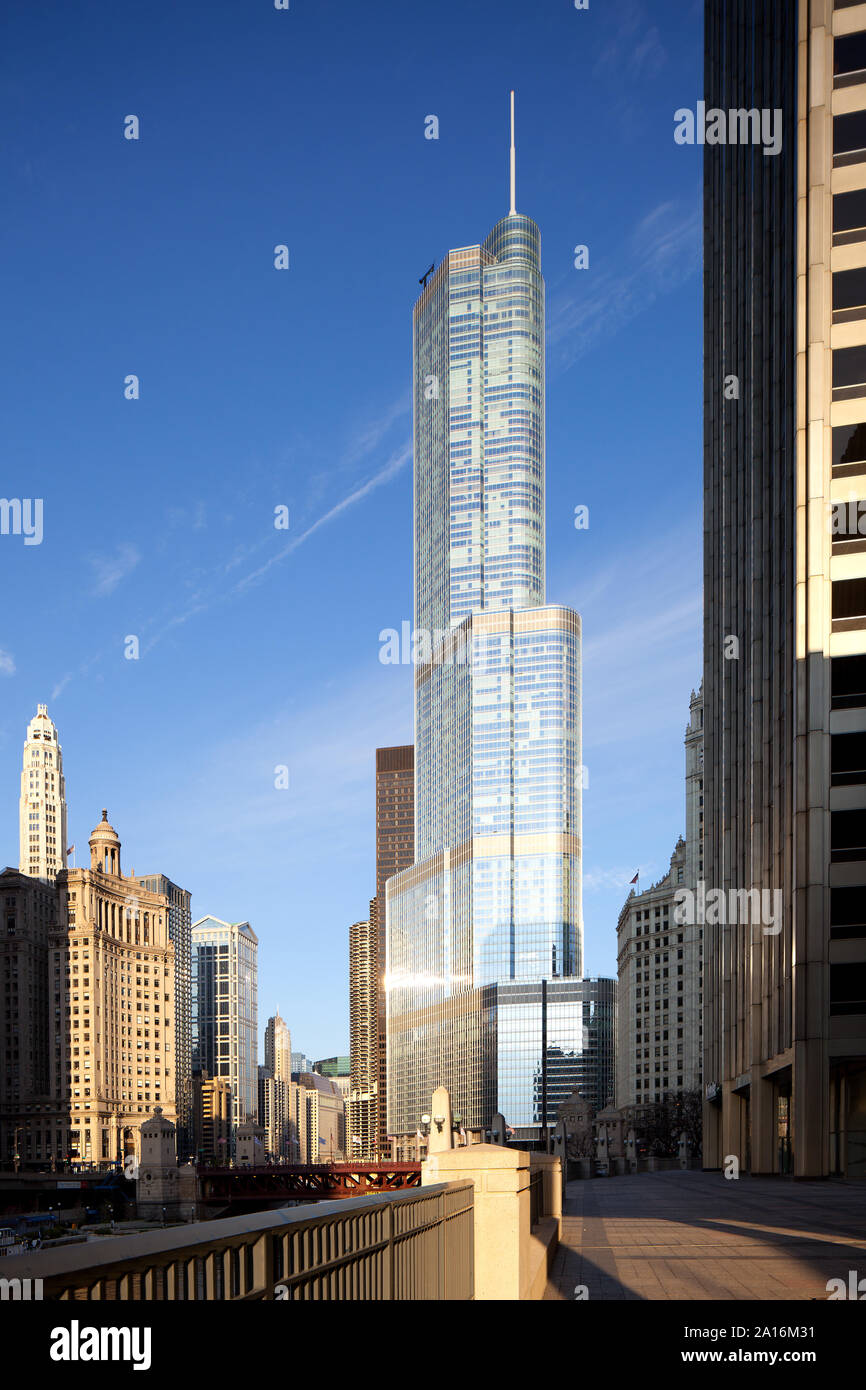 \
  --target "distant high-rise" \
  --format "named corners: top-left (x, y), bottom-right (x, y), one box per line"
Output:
top-left (616, 687), bottom-right (704, 1109)
top-left (294, 1071), bottom-right (345, 1163)
top-left (0, 869), bottom-right (55, 1167)
top-left (137, 873), bottom-right (192, 1157)
top-left (386, 98), bottom-right (583, 1140)
top-left (374, 746), bottom-right (414, 1151)
top-left (349, 914), bottom-right (377, 1158)
top-left (19, 705), bottom-right (68, 882)
top-left (190, 1069), bottom-right (231, 1163)
top-left (192, 916), bottom-right (258, 1135)
top-left (265, 1012), bottom-right (292, 1082)
top-left (703, 2), bottom-right (866, 1176)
